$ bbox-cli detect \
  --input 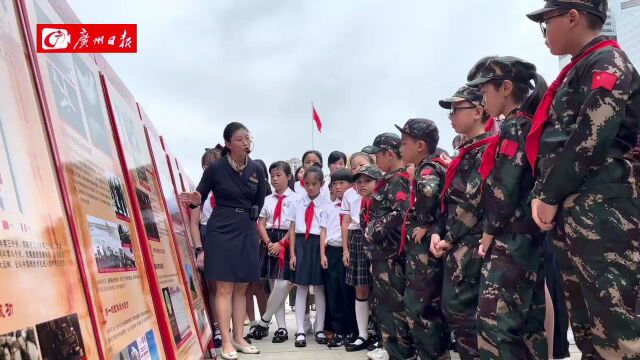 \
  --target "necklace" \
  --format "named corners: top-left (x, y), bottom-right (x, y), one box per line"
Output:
top-left (227, 154), bottom-right (248, 174)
